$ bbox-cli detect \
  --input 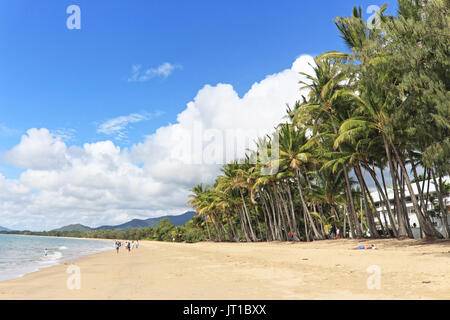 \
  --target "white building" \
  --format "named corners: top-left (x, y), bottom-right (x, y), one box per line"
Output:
top-left (370, 176), bottom-right (450, 238)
